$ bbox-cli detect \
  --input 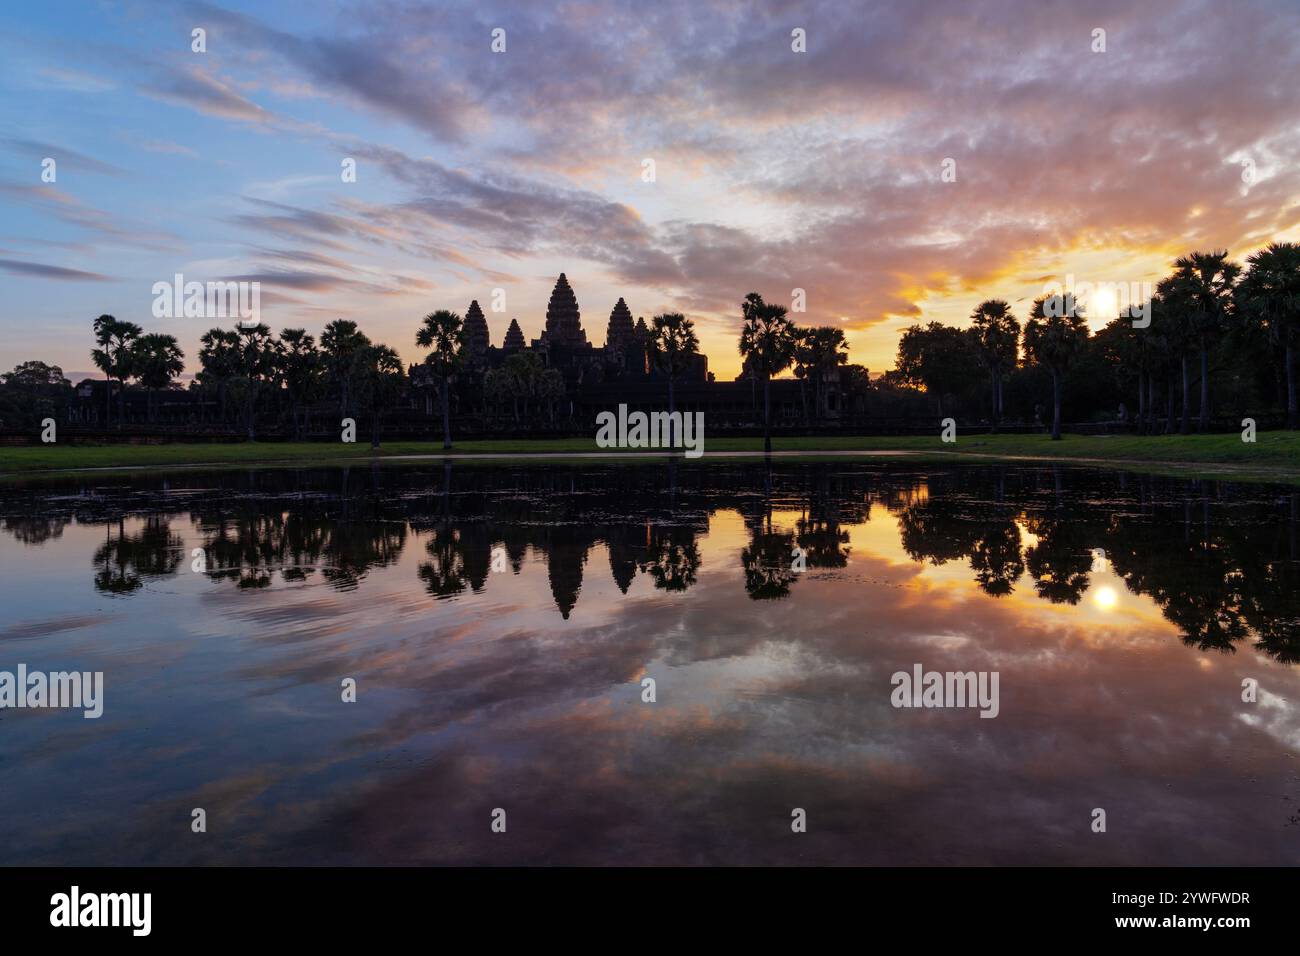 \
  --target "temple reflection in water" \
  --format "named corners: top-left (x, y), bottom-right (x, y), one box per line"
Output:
top-left (5, 461), bottom-right (1298, 661)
